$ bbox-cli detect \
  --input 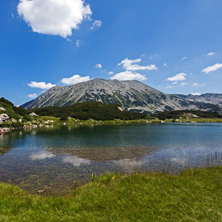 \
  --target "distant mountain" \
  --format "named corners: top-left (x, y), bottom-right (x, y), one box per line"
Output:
top-left (186, 93), bottom-right (222, 106)
top-left (22, 79), bottom-right (222, 113)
